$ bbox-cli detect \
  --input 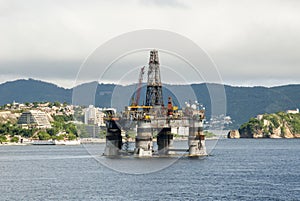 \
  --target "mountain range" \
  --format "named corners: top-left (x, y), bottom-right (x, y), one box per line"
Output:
top-left (0, 78), bottom-right (299, 128)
